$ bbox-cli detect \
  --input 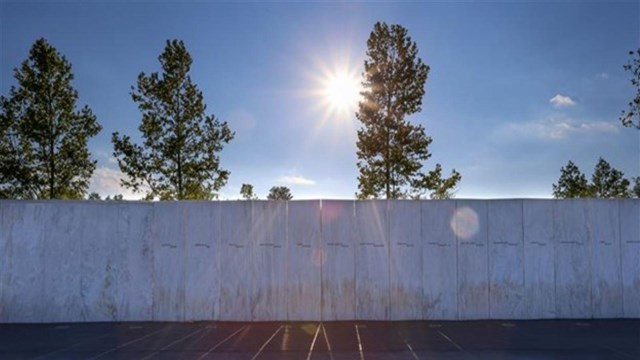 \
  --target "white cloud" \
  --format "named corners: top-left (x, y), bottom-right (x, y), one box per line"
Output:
top-left (89, 166), bottom-right (144, 200)
top-left (597, 73), bottom-right (609, 79)
top-left (549, 94), bottom-right (576, 107)
top-left (277, 175), bottom-right (316, 185)
top-left (499, 116), bottom-right (619, 140)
